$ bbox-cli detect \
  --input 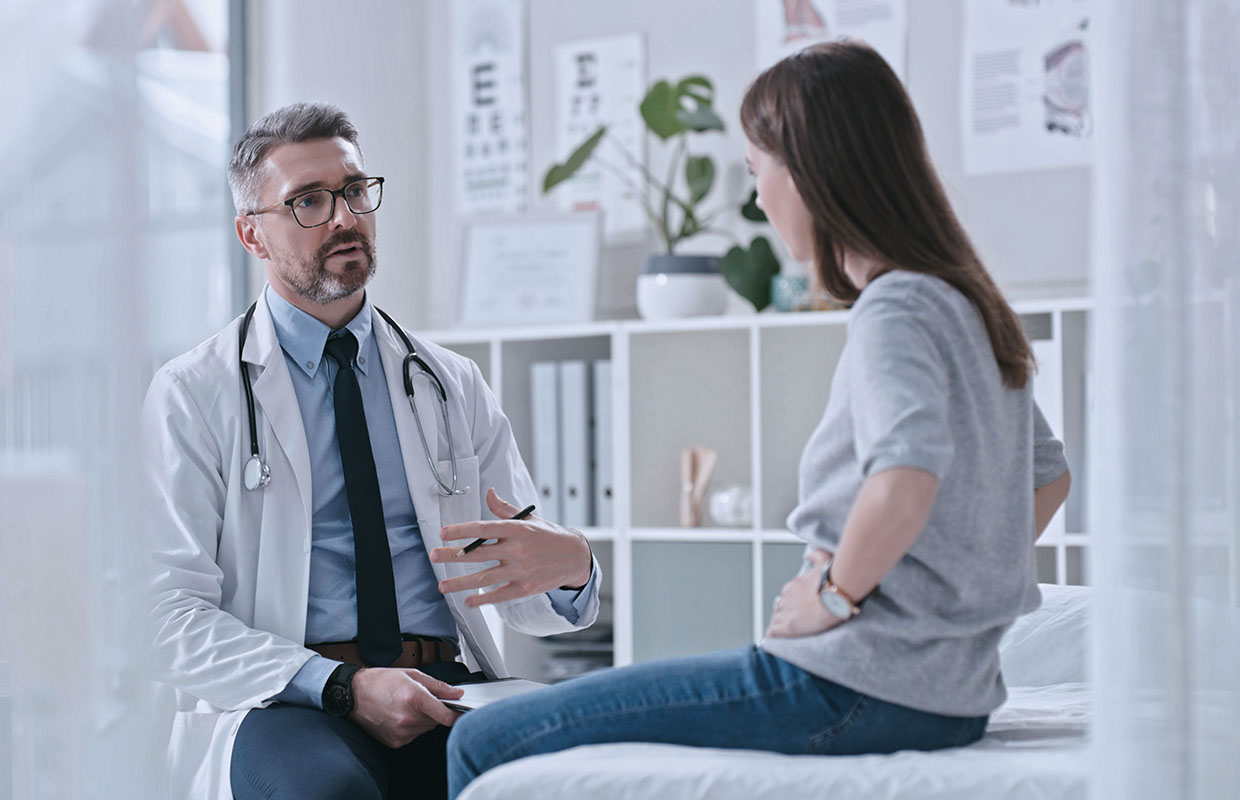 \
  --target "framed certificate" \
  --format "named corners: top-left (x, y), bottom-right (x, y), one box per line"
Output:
top-left (458, 214), bottom-right (601, 327)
